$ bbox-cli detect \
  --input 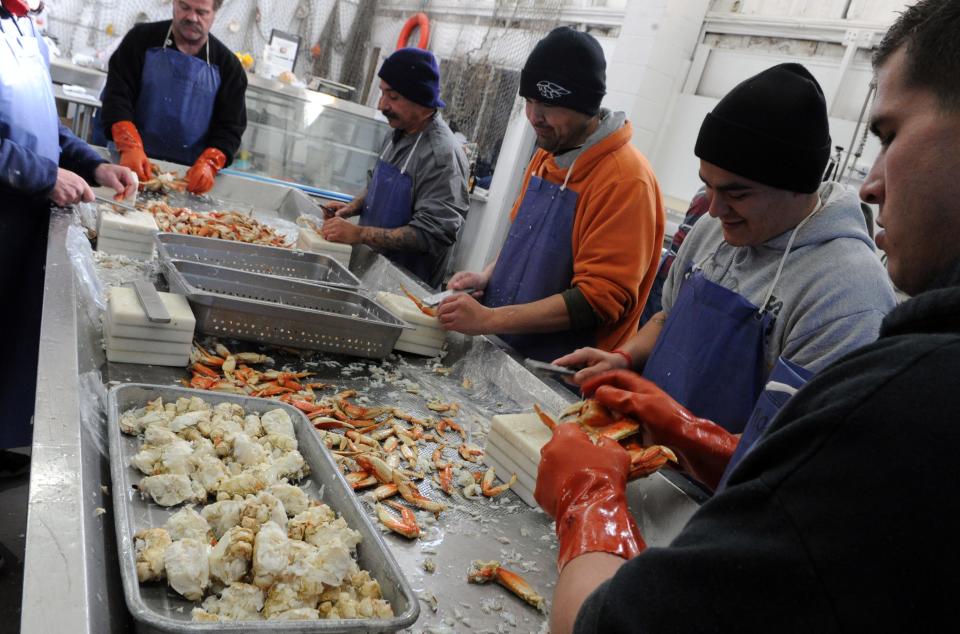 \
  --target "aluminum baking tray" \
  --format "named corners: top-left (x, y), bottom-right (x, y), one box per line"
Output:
top-left (161, 259), bottom-right (407, 359)
top-left (107, 383), bottom-right (420, 633)
top-left (156, 233), bottom-right (361, 290)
